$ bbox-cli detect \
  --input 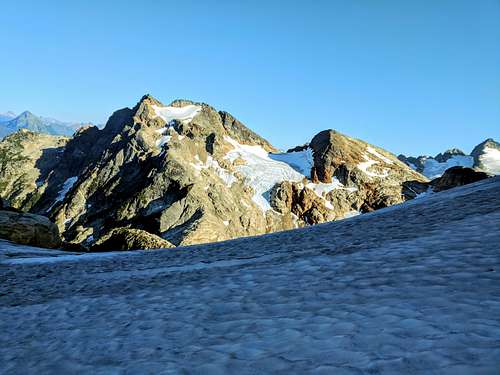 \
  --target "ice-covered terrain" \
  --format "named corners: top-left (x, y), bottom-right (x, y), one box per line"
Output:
top-left (480, 147), bottom-right (500, 175)
top-left (152, 104), bottom-right (202, 124)
top-left (224, 137), bottom-right (307, 210)
top-left (1, 177), bottom-right (500, 374)
top-left (420, 155), bottom-right (474, 179)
